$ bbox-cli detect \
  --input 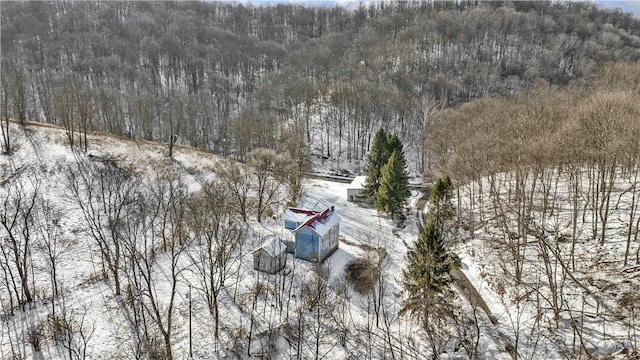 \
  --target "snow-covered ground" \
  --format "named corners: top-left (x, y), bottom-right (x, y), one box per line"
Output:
top-left (455, 172), bottom-right (640, 359)
top-left (0, 123), bottom-right (480, 359)
top-left (1, 122), bottom-right (636, 359)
